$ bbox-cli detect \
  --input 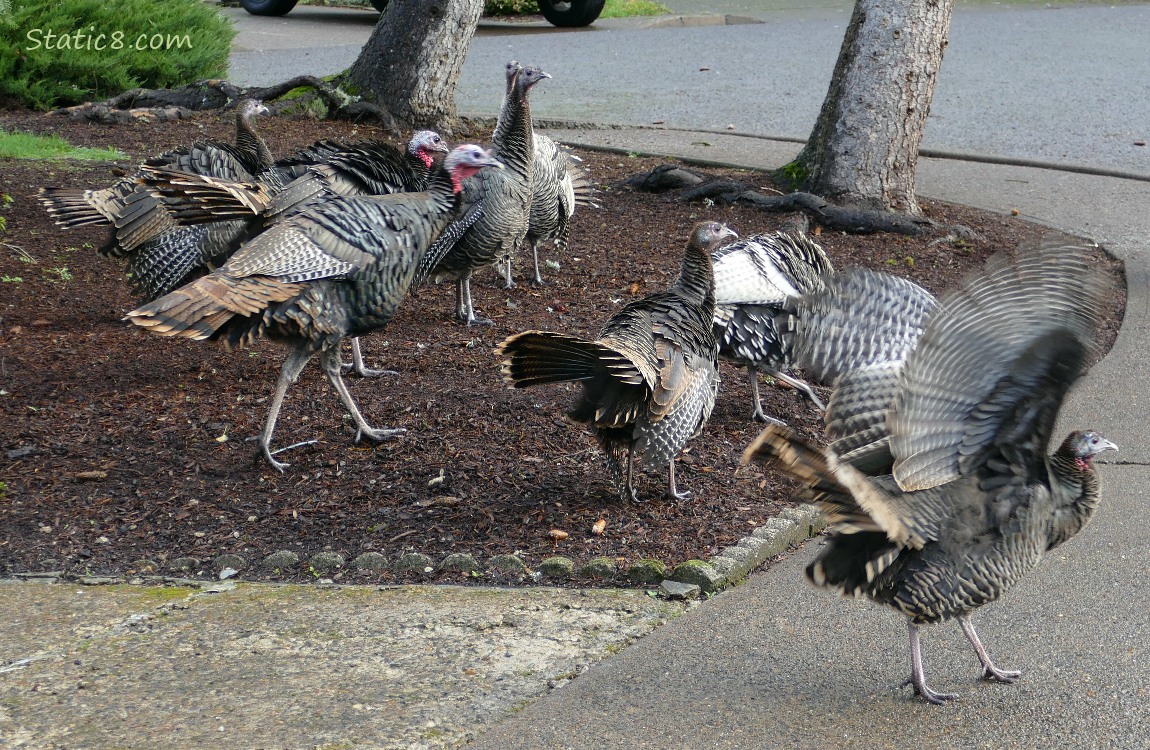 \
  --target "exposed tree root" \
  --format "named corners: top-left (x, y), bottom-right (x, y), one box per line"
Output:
top-left (51, 77), bottom-right (399, 134)
top-left (621, 164), bottom-right (981, 238)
